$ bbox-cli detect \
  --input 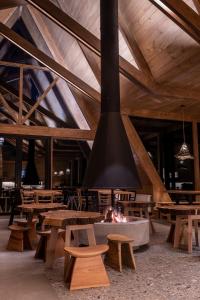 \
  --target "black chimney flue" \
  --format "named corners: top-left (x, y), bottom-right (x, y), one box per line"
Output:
top-left (83, 0), bottom-right (141, 190)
